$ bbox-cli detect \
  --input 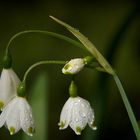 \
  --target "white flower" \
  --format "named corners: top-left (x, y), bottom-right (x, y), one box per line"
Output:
top-left (0, 96), bottom-right (35, 136)
top-left (62, 58), bottom-right (85, 74)
top-left (58, 96), bottom-right (97, 135)
top-left (0, 68), bottom-right (20, 110)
